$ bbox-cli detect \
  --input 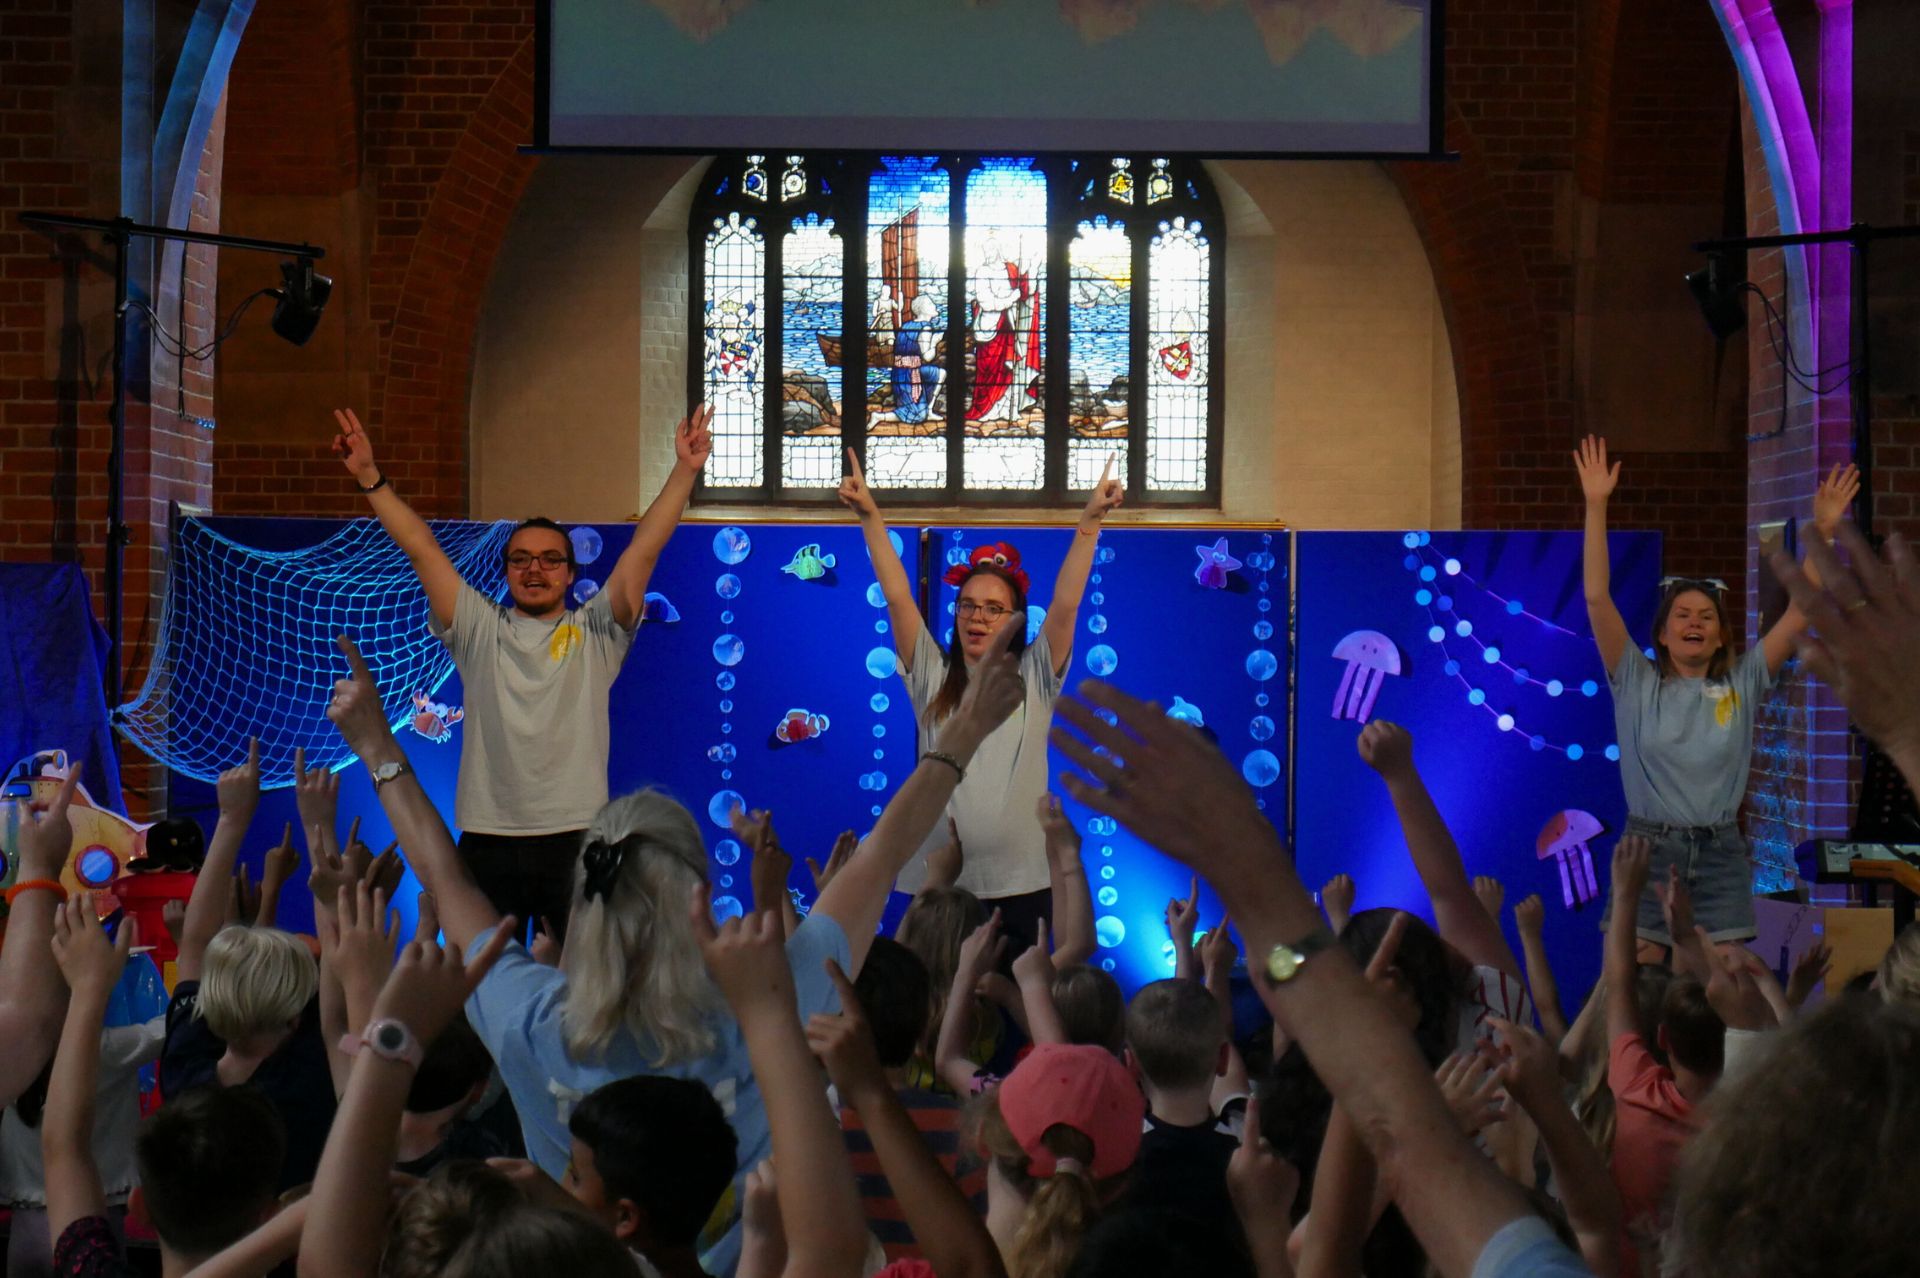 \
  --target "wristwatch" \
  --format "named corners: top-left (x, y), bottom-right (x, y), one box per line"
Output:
top-left (369, 758), bottom-right (411, 791)
top-left (339, 1019), bottom-right (425, 1068)
top-left (1264, 927), bottom-right (1338, 983)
